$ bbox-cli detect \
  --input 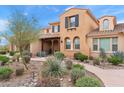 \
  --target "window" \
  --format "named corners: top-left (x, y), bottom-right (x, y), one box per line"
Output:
top-left (65, 38), bottom-right (71, 49)
top-left (93, 38), bottom-right (98, 51)
top-left (74, 37), bottom-right (80, 49)
top-left (102, 19), bottom-right (109, 30)
top-left (70, 16), bottom-right (76, 27)
top-left (54, 26), bottom-right (58, 32)
top-left (52, 25), bottom-right (60, 32)
top-left (100, 38), bottom-right (110, 51)
top-left (112, 37), bottom-right (118, 51)
top-left (65, 15), bottom-right (79, 28)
